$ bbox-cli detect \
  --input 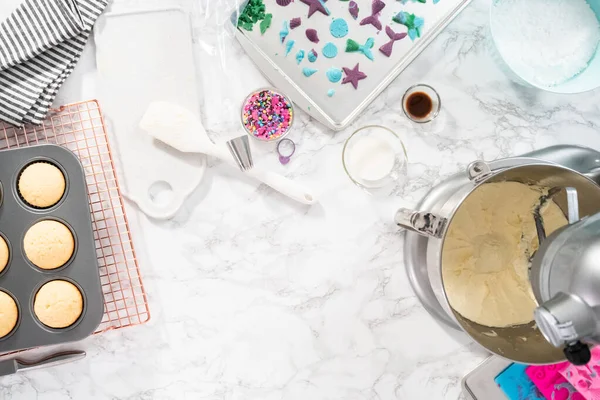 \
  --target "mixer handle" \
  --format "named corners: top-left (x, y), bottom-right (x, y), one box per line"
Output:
top-left (394, 208), bottom-right (447, 238)
top-left (467, 160), bottom-right (492, 183)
